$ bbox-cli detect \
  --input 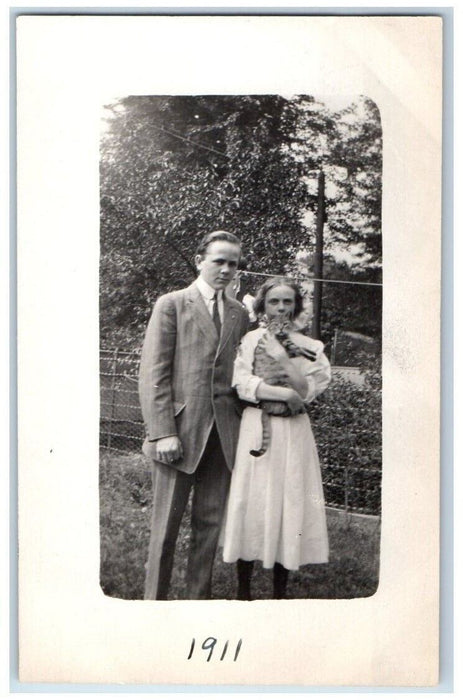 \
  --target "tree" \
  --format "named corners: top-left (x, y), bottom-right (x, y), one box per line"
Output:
top-left (288, 95), bottom-right (382, 272)
top-left (100, 95), bottom-right (308, 348)
top-left (320, 258), bottom-right (382, 353)
top-left (285, 95), bottom-right (382, 347)
top-left (100, 94), bottom-right (383, 350)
